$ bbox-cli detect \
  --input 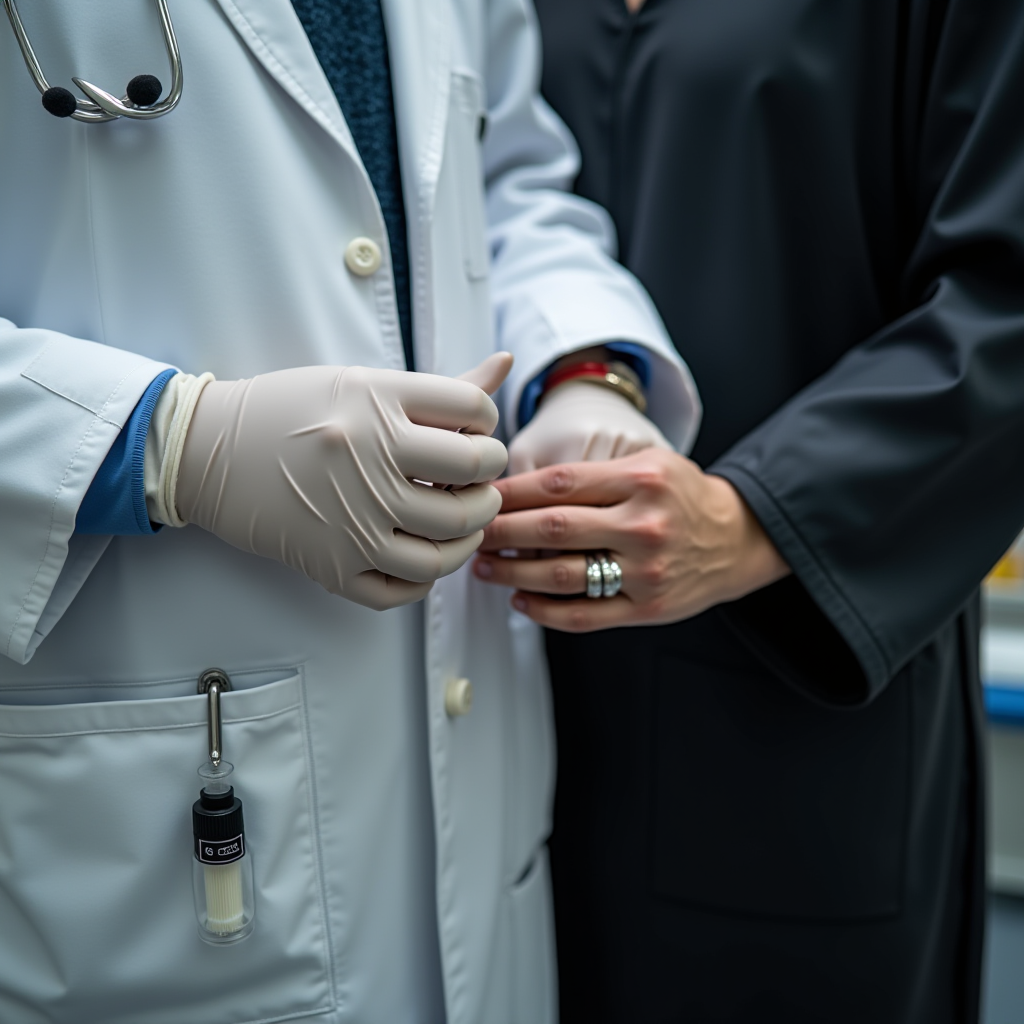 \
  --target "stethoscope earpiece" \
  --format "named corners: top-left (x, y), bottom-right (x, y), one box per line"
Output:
top-left (126, 75), bottom-right (163, 108)
top-left (41, 86), bottom-right (76, 118)
top-left (4, 0), bottom-right (182, 123)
